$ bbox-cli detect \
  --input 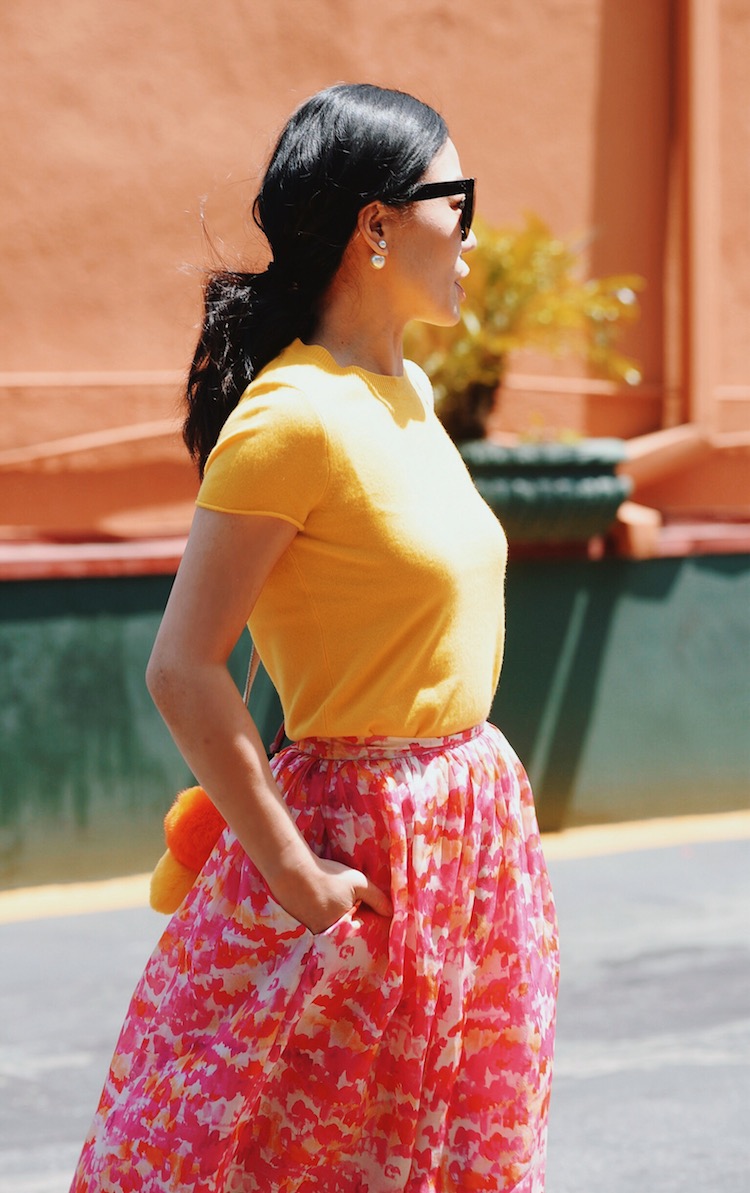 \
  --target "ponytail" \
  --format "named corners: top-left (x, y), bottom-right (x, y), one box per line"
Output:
top-left (183, 83), bottom-right (448, 476)
top-left (183, 266), bottom-right (317, 476)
